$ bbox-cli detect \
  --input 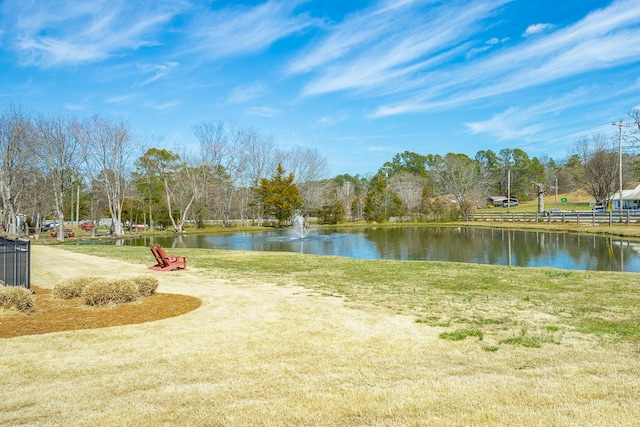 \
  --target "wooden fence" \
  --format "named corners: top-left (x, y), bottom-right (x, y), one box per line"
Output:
top-left (466, 210), bottom-right (640, 226)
